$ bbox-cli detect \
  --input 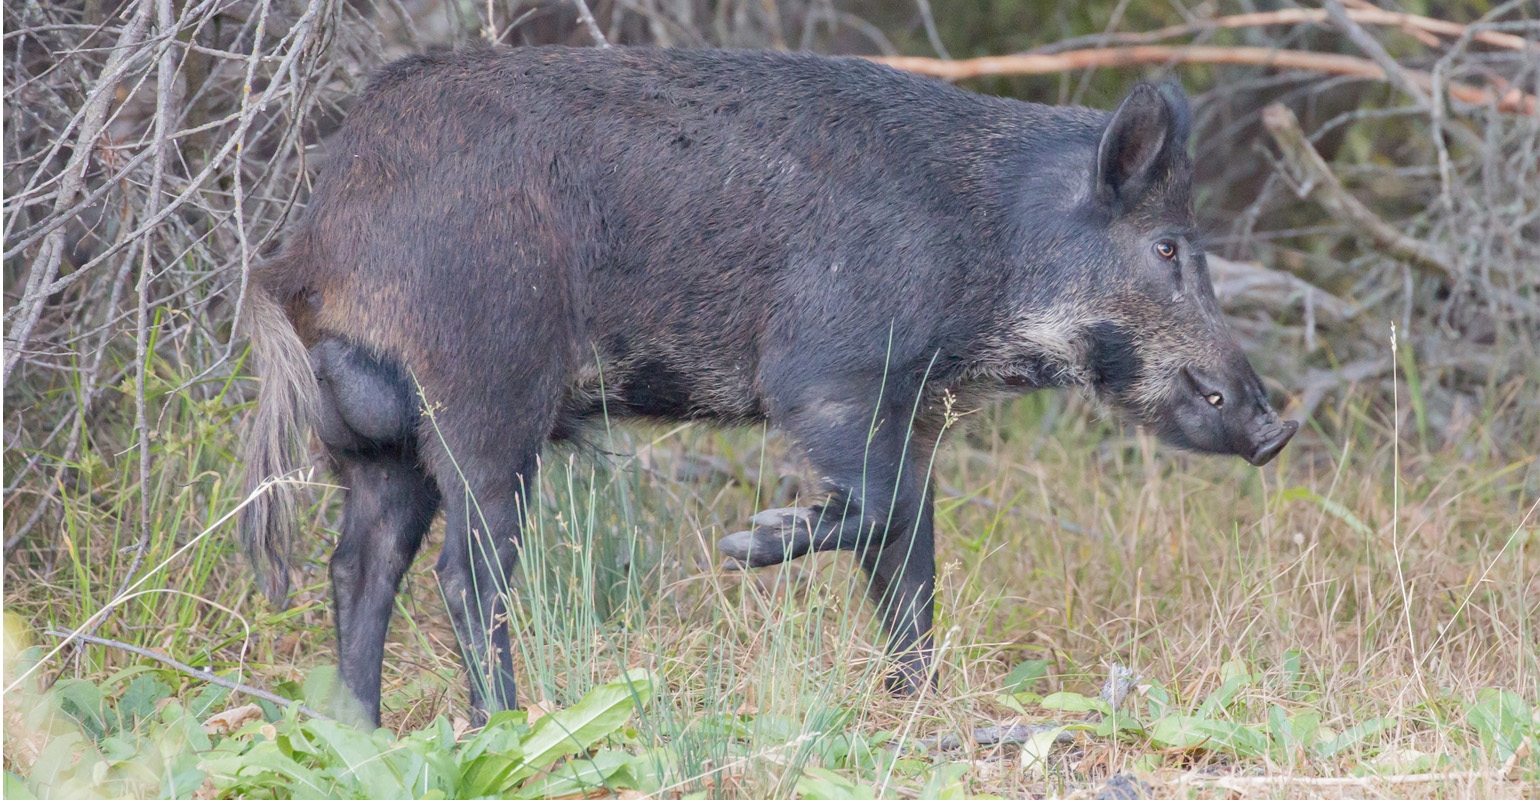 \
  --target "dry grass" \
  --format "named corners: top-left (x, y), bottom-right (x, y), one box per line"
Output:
top-left (8, 355), bottom-right (1534, 798)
